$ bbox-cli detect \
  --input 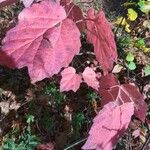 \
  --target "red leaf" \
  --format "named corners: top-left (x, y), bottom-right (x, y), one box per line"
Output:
top-left (82, 102), bottom-right (134, 150)
top-left (60, 0), bottom-right (72, 4)
top-left (1, 1), bottom-right (81, 83)
top-left (82, 67), bottom-right (99, 90)
top-left (61, 0), bottom-right (84, 31)
top-left (0, 50), bottom-right (16, 68)
top-left (87, 9), bottom-right (117, 74)
top-left (37, 142), bottom-right (54, 150)
top-left (99, 73), bottom-right (119, 92)
top-left (99, 74), bottom-right (148, 122)
top-left (60, 67), bottom-right (82, 92)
